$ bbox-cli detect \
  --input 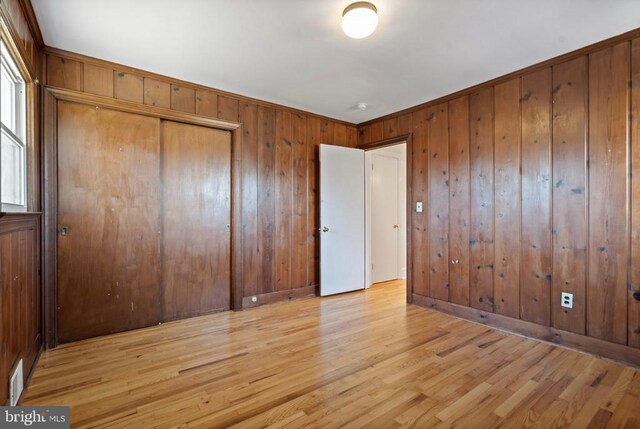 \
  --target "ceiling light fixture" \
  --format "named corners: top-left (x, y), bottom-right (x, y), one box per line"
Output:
top-left (342, 2), bottom-right (378, 39)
